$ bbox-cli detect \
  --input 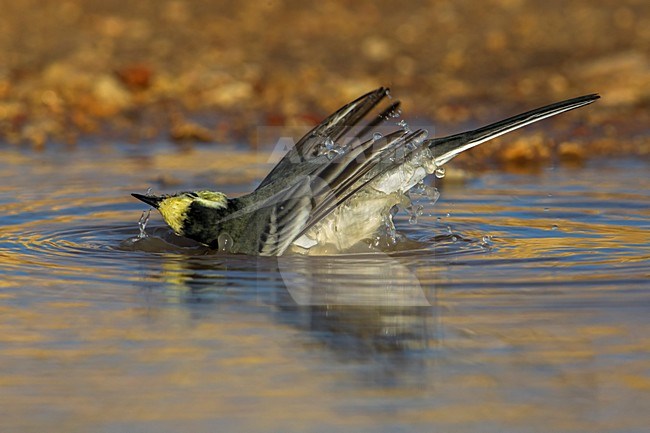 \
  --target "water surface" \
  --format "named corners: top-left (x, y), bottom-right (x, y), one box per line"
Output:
top-left (0, 144), bottom-right (648, 433)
